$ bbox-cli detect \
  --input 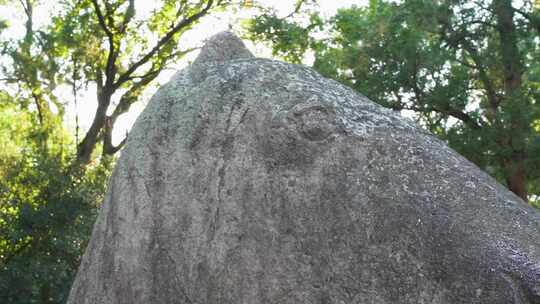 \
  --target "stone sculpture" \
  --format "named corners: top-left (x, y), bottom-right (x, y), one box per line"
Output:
top-left (68, 32), bottom-right (540, 304)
